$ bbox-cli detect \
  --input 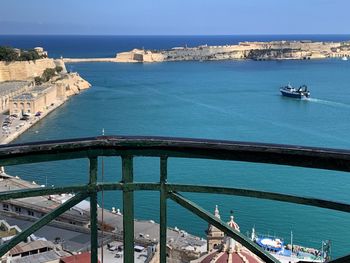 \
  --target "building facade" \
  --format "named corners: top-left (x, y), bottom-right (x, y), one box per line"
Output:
top-left (0, 81), bottom-right (34, 113)
top-left (9, 85), bottom-right (57, 116)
